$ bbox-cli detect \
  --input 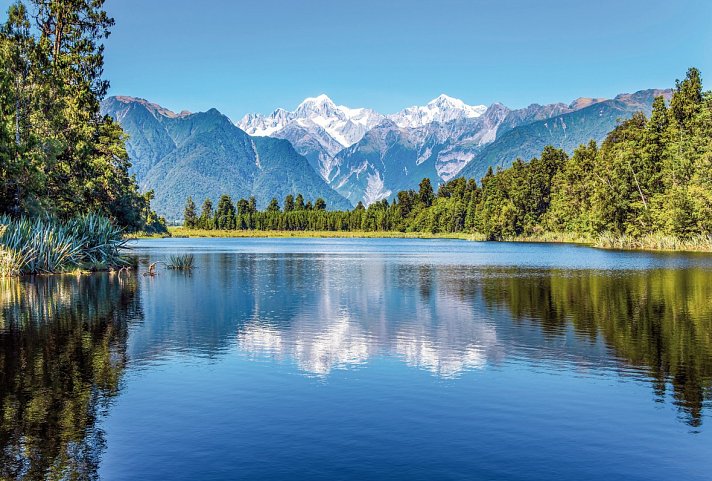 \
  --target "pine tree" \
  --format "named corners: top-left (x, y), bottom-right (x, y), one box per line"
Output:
top-left (295, 193), bottom-right (305, 210)
top-left (215, 194), bottom-right (236, 229)
top-left (0, 0), bottom-right (163, 231)
top-left (418, 178), bottom-right (434, 207)
top-left (670, 67), bottom-right (703, 132)
top-left (184, 196), bottom-right (197, 228)
top-left (284, 194), bottom-right (295, 212)
top-left (314, 198), bottom-right (326, 210)
top-left (267, 198), bottom-right (280, 212)
top-left (199, 198), bottom-right (213, 229)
